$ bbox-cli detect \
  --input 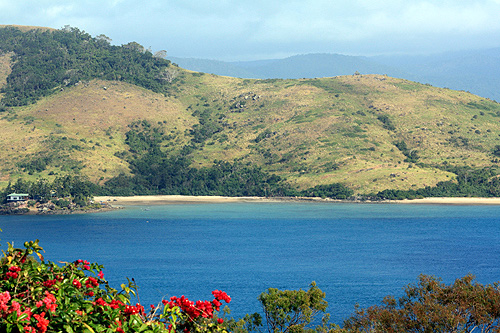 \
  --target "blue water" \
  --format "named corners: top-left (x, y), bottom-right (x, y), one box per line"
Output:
top-left (1, 202), bottom-right (500, 325)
